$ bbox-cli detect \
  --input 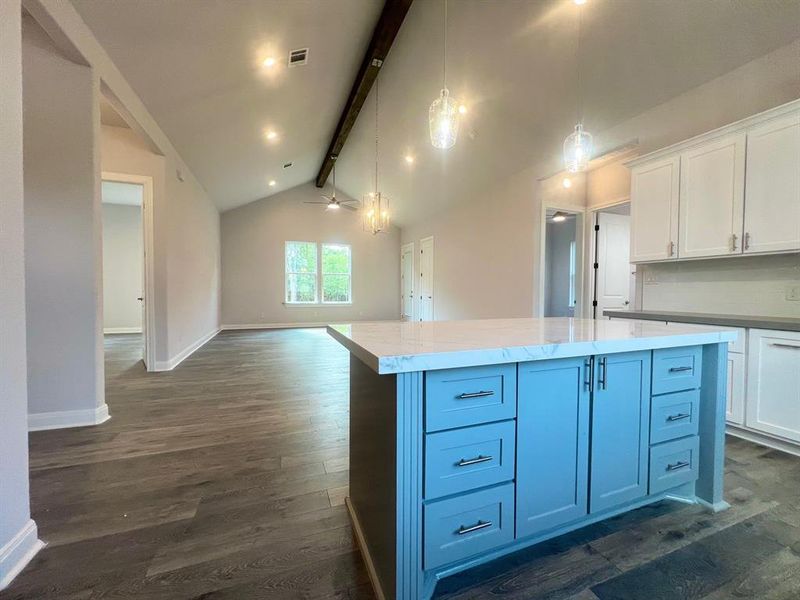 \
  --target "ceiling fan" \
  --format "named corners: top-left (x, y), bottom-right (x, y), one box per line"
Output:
top-left (305, 163), bottom-right (358, 211)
